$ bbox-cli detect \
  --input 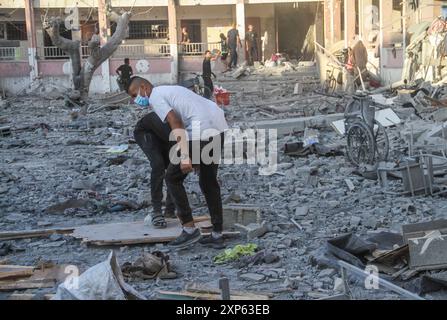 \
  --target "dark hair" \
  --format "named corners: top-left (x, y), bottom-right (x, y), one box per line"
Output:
top-left (220, 33), bottom-right (226, 40)
top-left (124, 58), bottom-right (129, 64)
top-left (127, 76), bottom-right (151, 93)
top-left (204, 50), bottom-right (211, 54)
